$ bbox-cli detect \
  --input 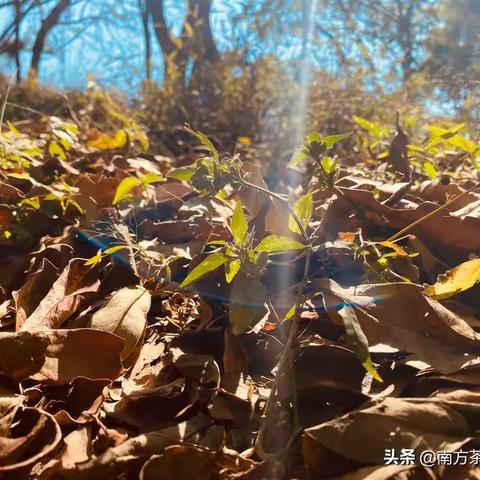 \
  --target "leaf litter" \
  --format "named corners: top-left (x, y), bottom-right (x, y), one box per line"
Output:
top-left (0, 101), bottom-right (479, 479)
